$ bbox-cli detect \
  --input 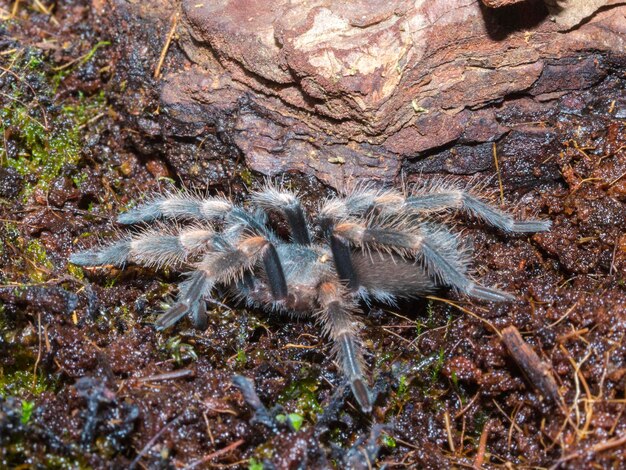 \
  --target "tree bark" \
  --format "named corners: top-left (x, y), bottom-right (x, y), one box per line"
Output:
top-left (106, 0), bottom-right (625, 190)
